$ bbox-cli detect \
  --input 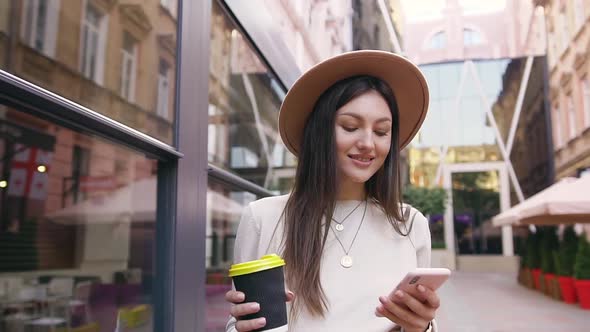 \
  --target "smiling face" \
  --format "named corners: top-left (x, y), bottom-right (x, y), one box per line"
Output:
top-left (334, 90), bottom-right (393, 187)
